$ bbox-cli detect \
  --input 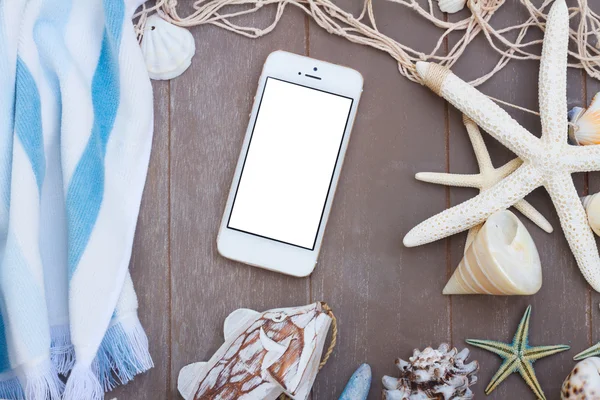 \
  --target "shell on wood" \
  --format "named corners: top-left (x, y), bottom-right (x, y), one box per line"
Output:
top-left (437, 0), bottom-right (467, 13)
top-left (568, 92), bottom-right (600, 145)
top-left (443, 210), bottom-right (542, 295)
top-left (561, 357), bottom-right (600, 399)
top-left (141, 14), bottom-right (196, 80)
top-left (382, 343), bottom-right (478, 400)
top-left (583, 193), bottom-right (600, 237)
top-left (177, 303), bottom-right (332, 400)
top-left (339, 364), bottom-right (371, 400)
